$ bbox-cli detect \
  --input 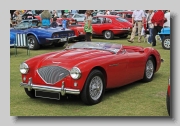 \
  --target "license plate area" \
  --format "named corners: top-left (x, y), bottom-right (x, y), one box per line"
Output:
top-left (61, 38), bottom-right (67, 42)
top-left (35, 90), bottom-right (60, 100)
